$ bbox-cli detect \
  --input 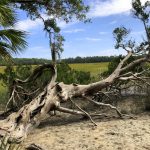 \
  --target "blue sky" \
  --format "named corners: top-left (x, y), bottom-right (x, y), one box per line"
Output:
top-left (14, 0), bottom-right (147, 59)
